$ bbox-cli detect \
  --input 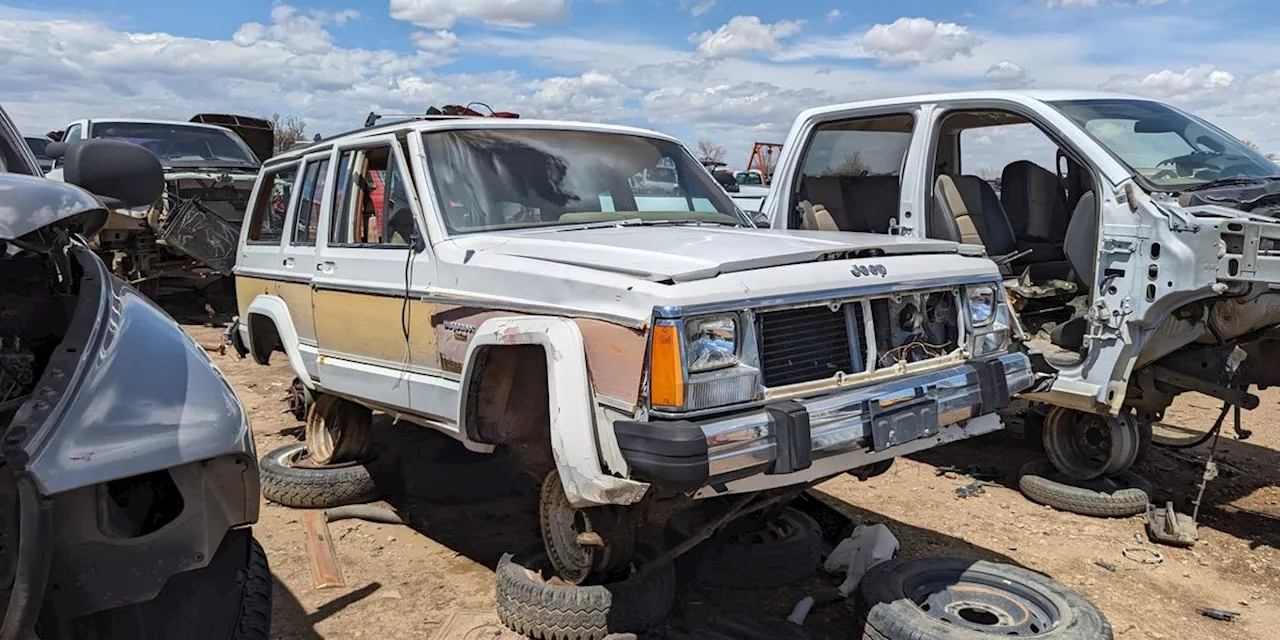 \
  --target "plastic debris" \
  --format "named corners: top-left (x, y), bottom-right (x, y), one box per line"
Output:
top-left (822, 523), bottom-right (899, 597)
top-left (1197, 607), bottom-right (1240, 622)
